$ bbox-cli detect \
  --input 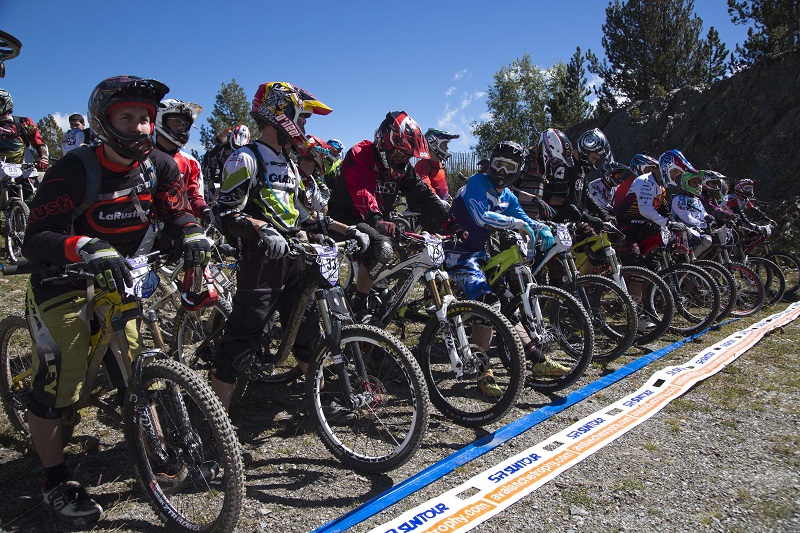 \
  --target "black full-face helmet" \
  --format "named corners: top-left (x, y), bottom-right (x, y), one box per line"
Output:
top-left (487, 141), bottom-right (527, 189)
top-left (88, 75), bottom-right (169, 161)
